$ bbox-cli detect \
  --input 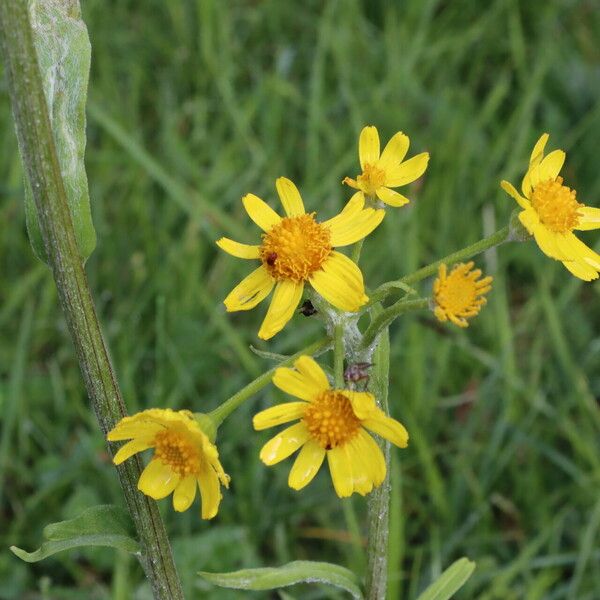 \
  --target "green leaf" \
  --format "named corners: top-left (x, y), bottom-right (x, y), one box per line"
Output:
top-left (417, 557), bottom-right (476, 600)
top-left (199, 560), bottom-right (363, 599)
top-left (24, 0), bottom-right (96, 264)
top-left (10, 505), bottom-right (139, 563)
